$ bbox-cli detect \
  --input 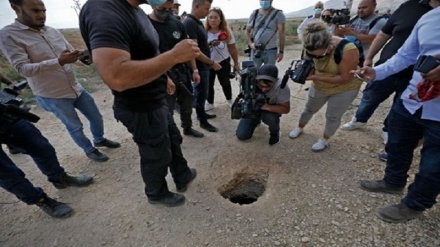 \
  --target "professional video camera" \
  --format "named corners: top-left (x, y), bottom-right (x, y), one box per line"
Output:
top-left (0, 80), bottom-right (39, 134)
top-left (280, 59), bottom-right (314, 89)
top-left (231, 61), bottom-right (266, 119)
top-left (327, 8), bottom-right (351, 25)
